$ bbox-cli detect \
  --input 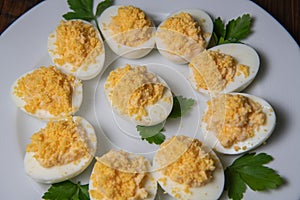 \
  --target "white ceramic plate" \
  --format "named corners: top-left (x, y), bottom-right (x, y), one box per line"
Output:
top-left (0, 0), bottom-right (299, 199)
